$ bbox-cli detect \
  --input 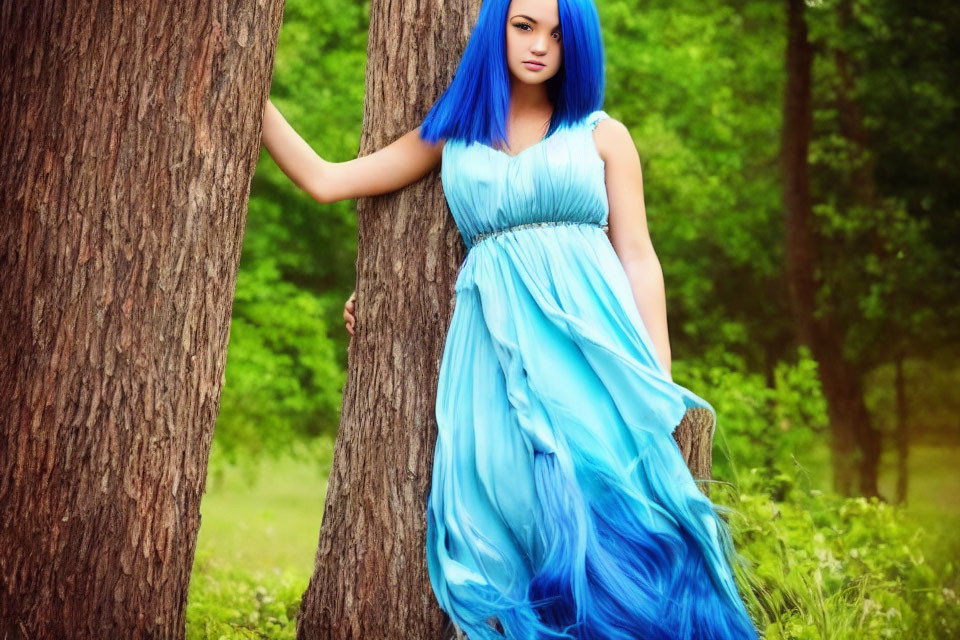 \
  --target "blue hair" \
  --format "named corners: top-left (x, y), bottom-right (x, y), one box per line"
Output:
top-left (419, 0), bottom-right (606, 147)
